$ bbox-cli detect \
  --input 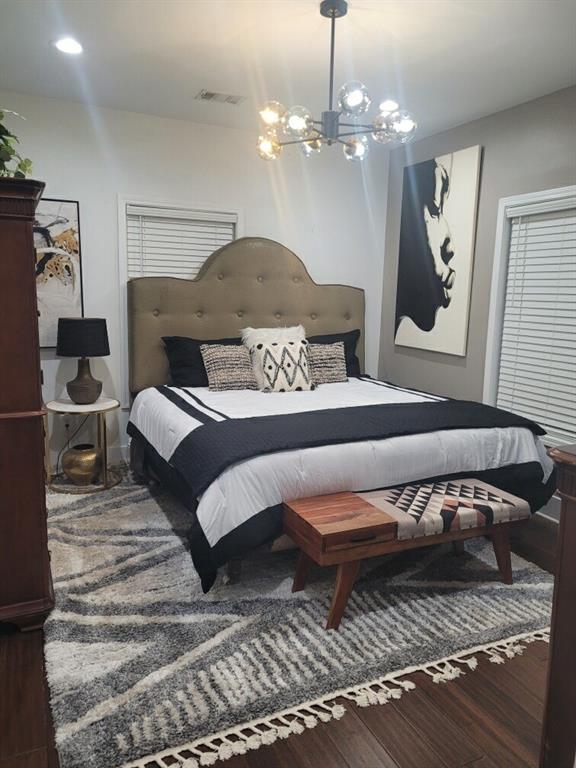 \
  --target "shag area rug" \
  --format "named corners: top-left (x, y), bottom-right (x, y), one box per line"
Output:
top-left (45, 481), bottom-right (552, 768)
